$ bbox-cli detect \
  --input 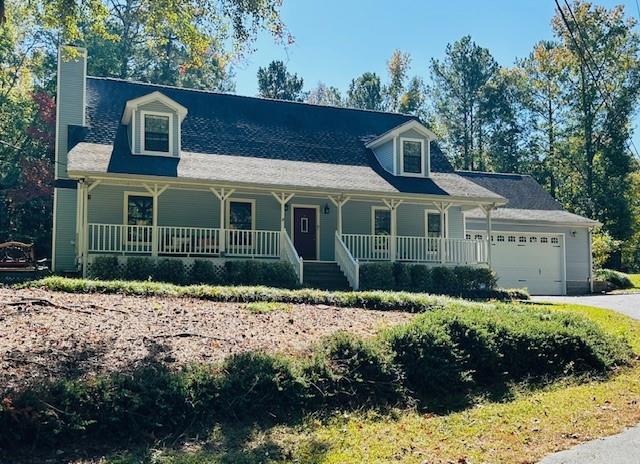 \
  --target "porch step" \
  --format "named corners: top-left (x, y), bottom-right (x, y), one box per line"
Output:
top-left (303, 262), bottom-right (351, 291)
